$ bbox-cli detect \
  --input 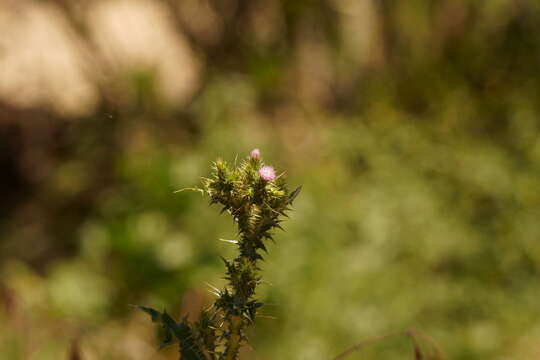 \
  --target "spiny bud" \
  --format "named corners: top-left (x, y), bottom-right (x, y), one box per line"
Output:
top-left (250, 149), bottom-right (261, 159)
